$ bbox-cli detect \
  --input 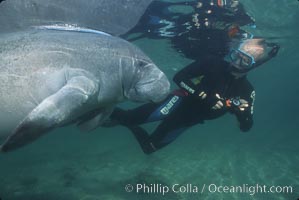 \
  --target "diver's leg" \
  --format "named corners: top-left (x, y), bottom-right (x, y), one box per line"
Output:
top-left (127, 95), bottom-right (203, 154)
top-left (128, 116), bottom-right (190, 154)
top-left (147, 117), bottom-right (189, 153)
top-left (127, 126), bottom-right (154, 154)
top-left (110, 103), bottom-right (158, 126)
top-left (134, 100), bottom-right (203, 154)
top-left (110, 94), bottom-right (183, 126)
